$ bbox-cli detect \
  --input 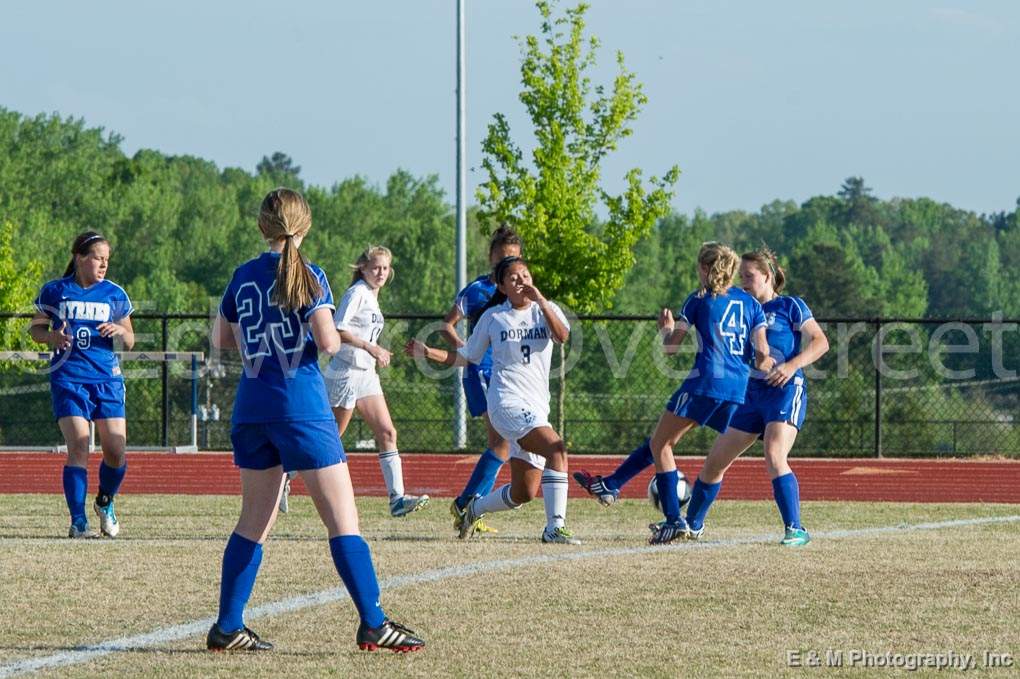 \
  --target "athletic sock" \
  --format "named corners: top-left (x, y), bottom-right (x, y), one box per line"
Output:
top-left (97, 460), bottom-right (126, 505)
top-left (216, 532), bottom-right (263, 633)
top-left (605, 438), bottom-right (654, 491)
top-left (772, 472), bottom-right (802, 529)
top-left (456, 448), bottom-right (505, 509)
top-left (474, 484), bottom-right (521, 515)
top-left (377, 450), bottom-right (404, 499)
top-left (685, 478), bottom-right (722, 530)
top-left (62, 465), bottom-right (88, 524)
top-left (329, 535), bottom-right (386, 629)
top-left (655, 470), bottom-right (682, 523)
top-left (540, 469), bottom-right (568, 531)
